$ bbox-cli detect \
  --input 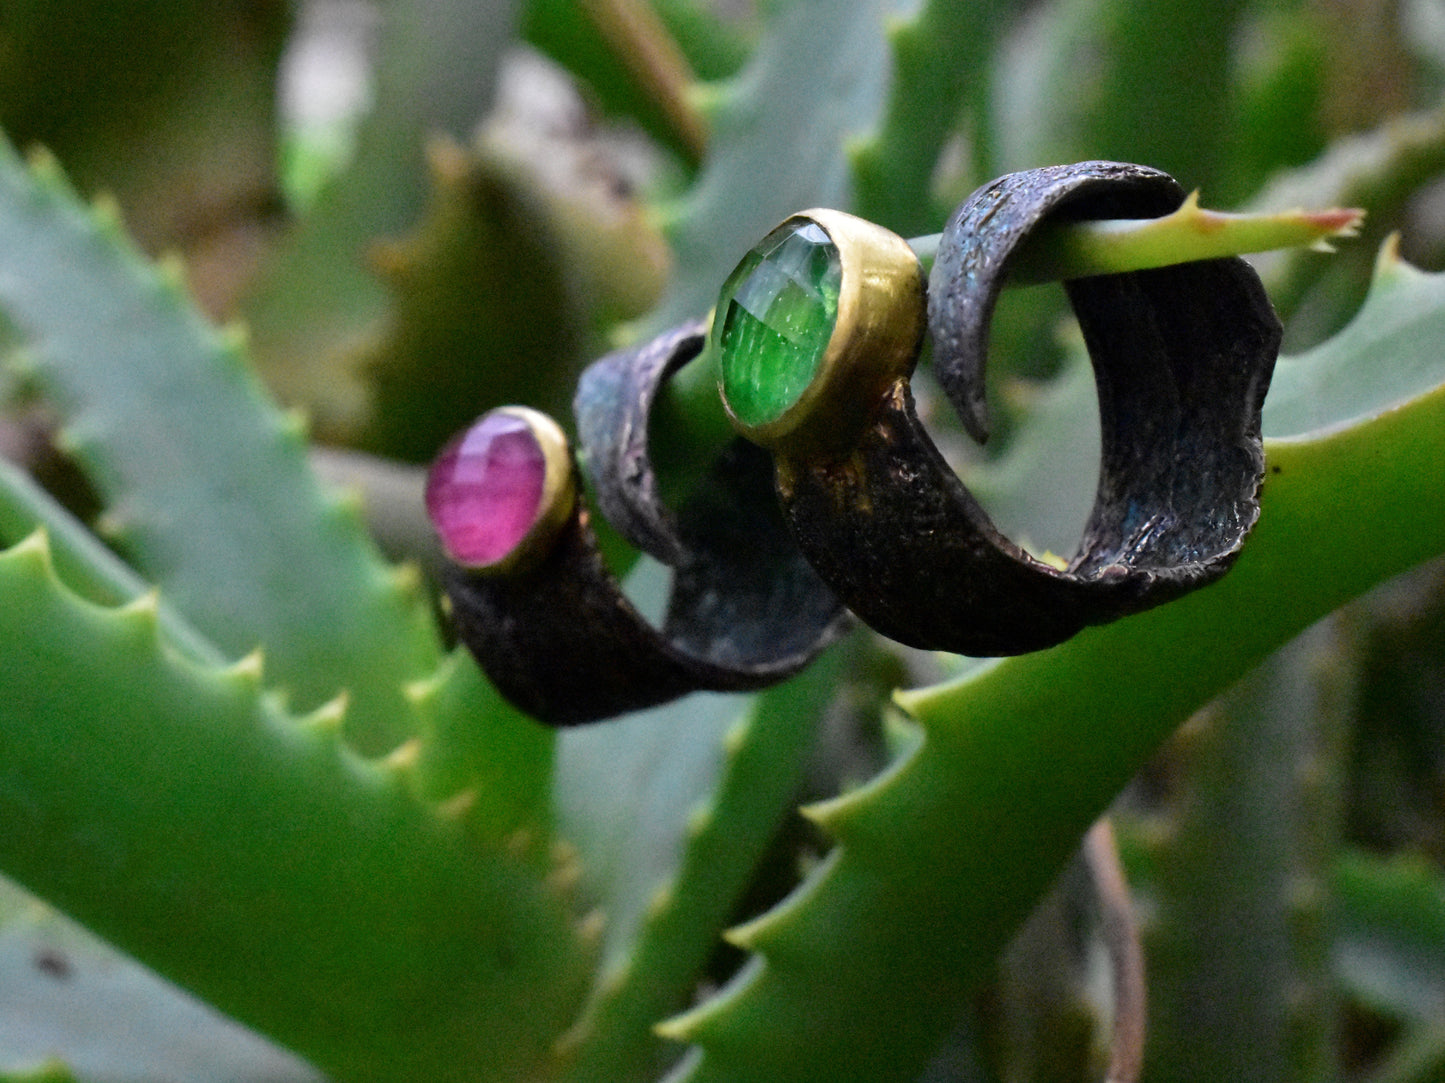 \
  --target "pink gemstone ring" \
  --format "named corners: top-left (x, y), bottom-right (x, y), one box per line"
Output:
top-left (427, 326), bottom-right (847, 726)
